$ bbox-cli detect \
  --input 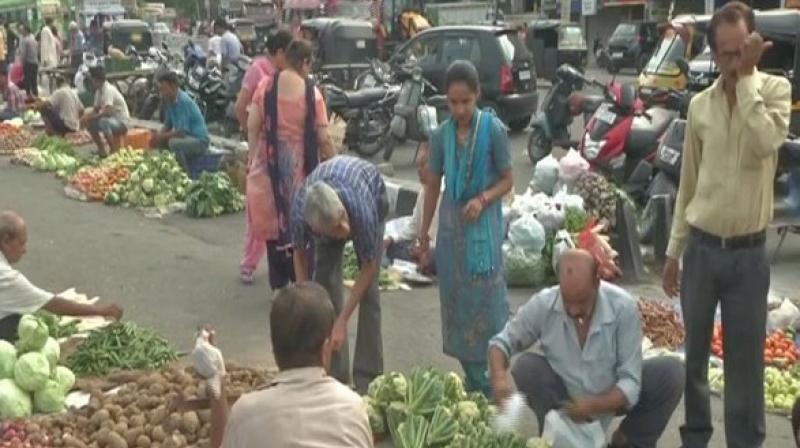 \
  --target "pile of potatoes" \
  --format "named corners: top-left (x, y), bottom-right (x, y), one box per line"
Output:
top-left (29, 364), bottom-right (272, 448)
